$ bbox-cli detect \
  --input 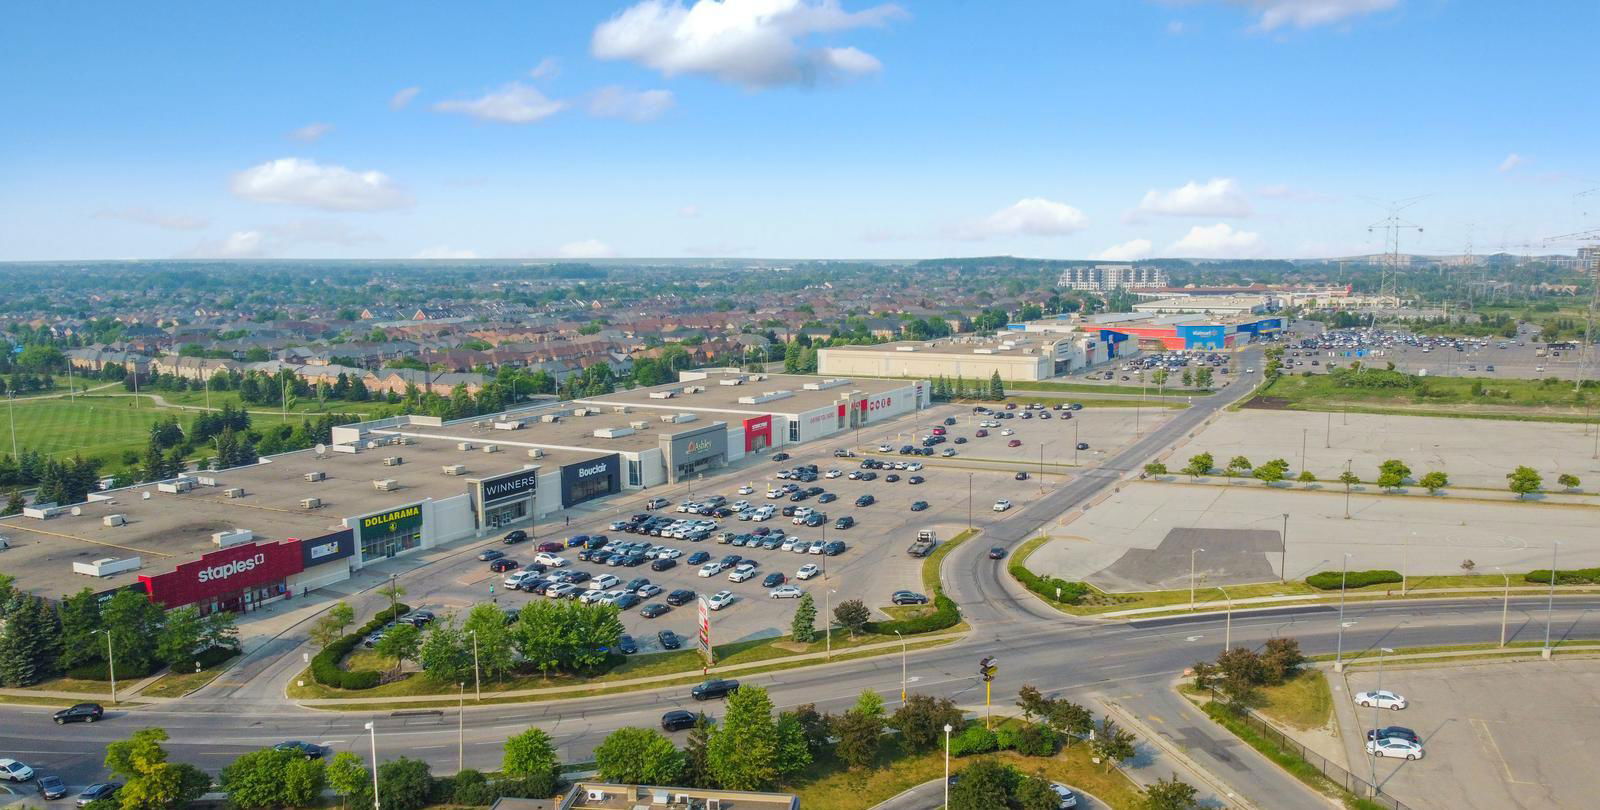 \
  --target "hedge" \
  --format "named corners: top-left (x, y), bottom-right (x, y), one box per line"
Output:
top-left (949, 723), bottom-right (997, 757)
top-left (311, 603), bottom-right (410, 690)
top-left (1305, 570), bottom-right (1402, 590)
top-left (866, 594), bottom-right (961, 636)
top-left (1009, 562), bottom-right (1091, 605)
top-left (67, 657), bottom-right (157, 682)
top-left (1525, 568), bottom-right (1600, 585)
